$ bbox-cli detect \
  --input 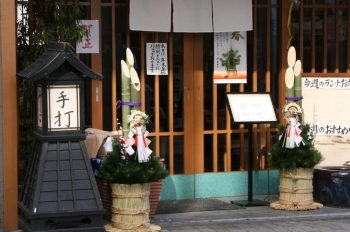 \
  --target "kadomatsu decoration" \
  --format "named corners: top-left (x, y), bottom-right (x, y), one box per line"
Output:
top-left (101, 48), bottom-right (168, 231)
top-left (99, 109), bottom-right (168, 185)
top-left (269, 106), bottom-right (323, 169)
top-left (269, 46), bottom-right (323, 211)
top-left (99, 110), bottom-right (168, 232)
